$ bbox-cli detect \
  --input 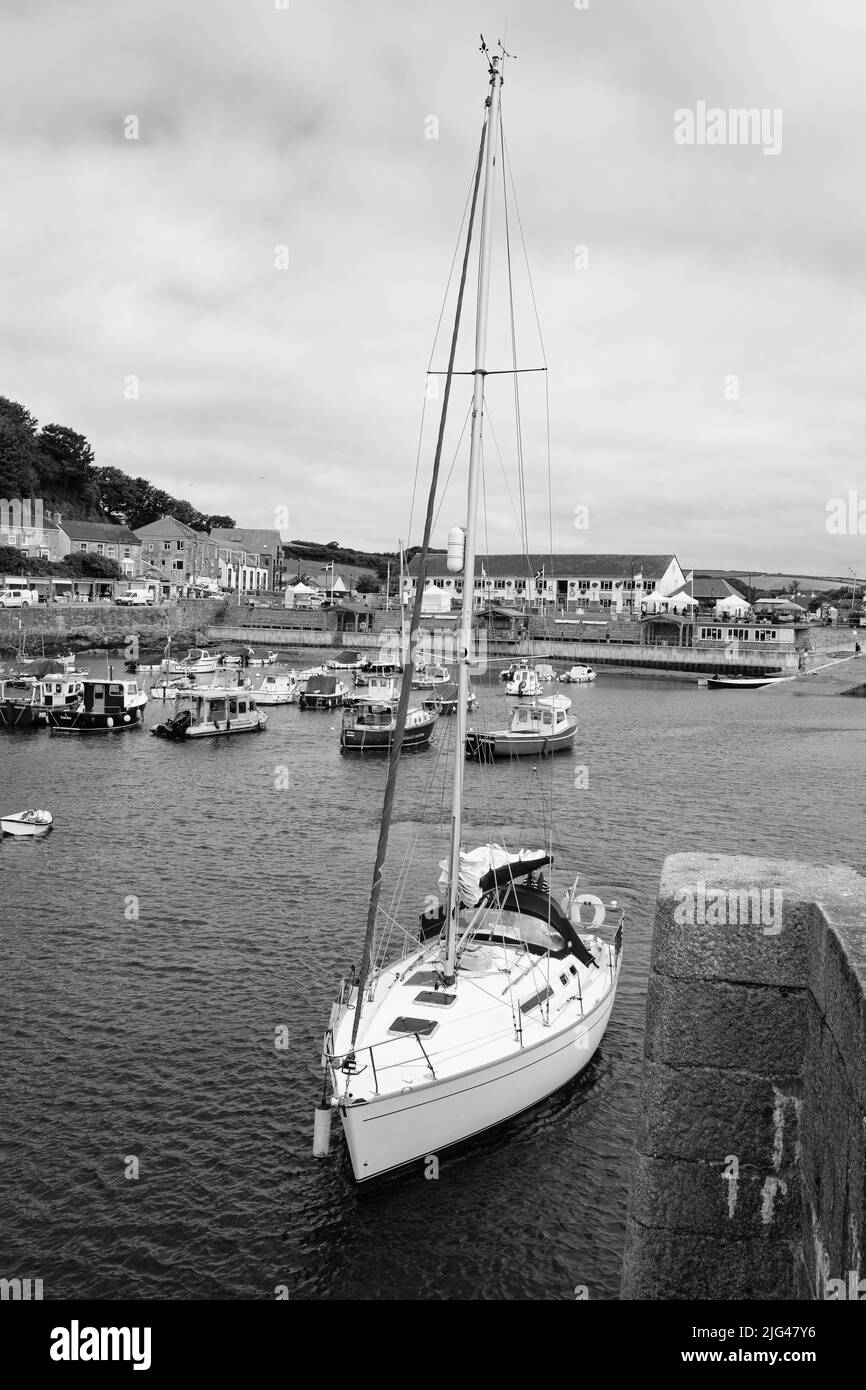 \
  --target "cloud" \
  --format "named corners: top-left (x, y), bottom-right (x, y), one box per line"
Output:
top-left (0, 0), bottom-right (864, 573)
